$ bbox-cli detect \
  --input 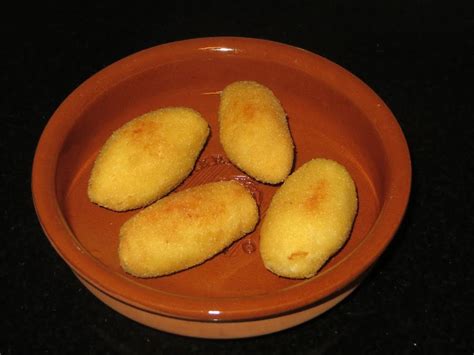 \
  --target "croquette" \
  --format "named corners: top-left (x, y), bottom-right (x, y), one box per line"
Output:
top-left (118, 180), bottom-right (259, 277)
top-left (259, 158), bottom-right (358, 279)
top-left (88, 107), bottom-right (209, 211)
top-left (218, 81), bottom-right (294, 184)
